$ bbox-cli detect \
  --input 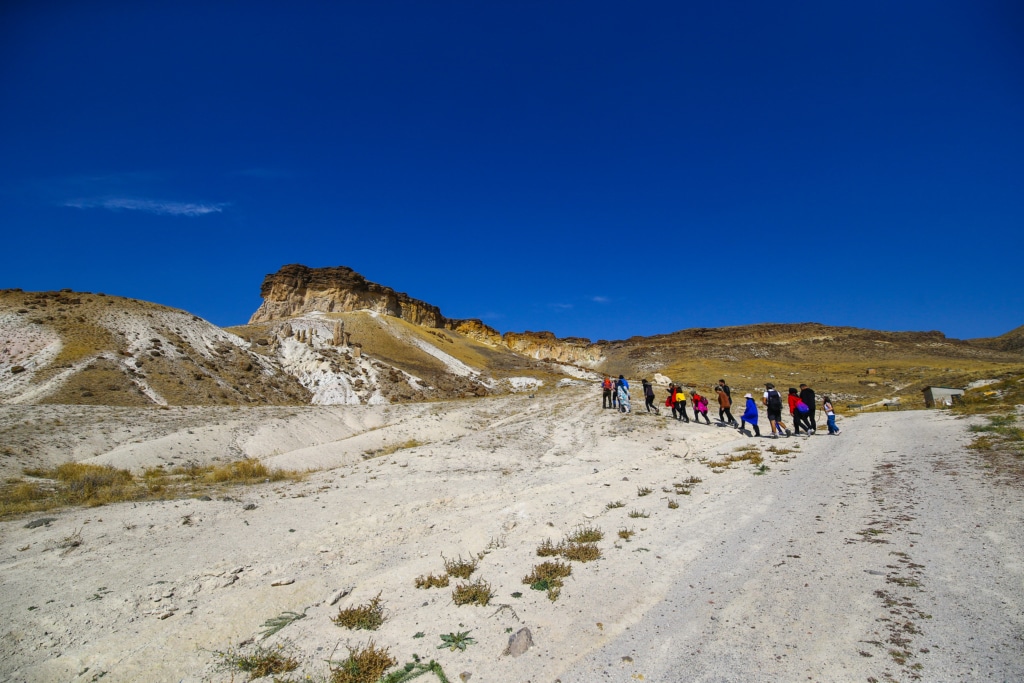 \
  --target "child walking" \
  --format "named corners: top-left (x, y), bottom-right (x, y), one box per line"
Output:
top-left (822, 396), bottom-right (841, 434)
